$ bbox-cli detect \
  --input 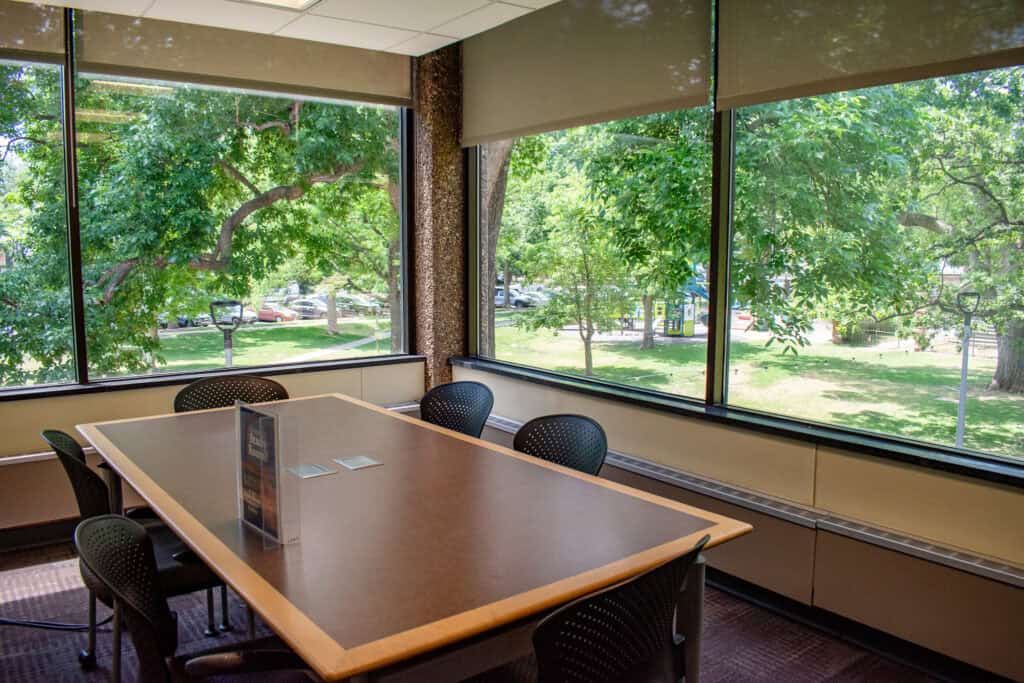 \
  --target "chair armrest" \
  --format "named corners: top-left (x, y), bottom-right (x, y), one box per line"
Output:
top-left (183, 650), bottom-right (310, 677)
